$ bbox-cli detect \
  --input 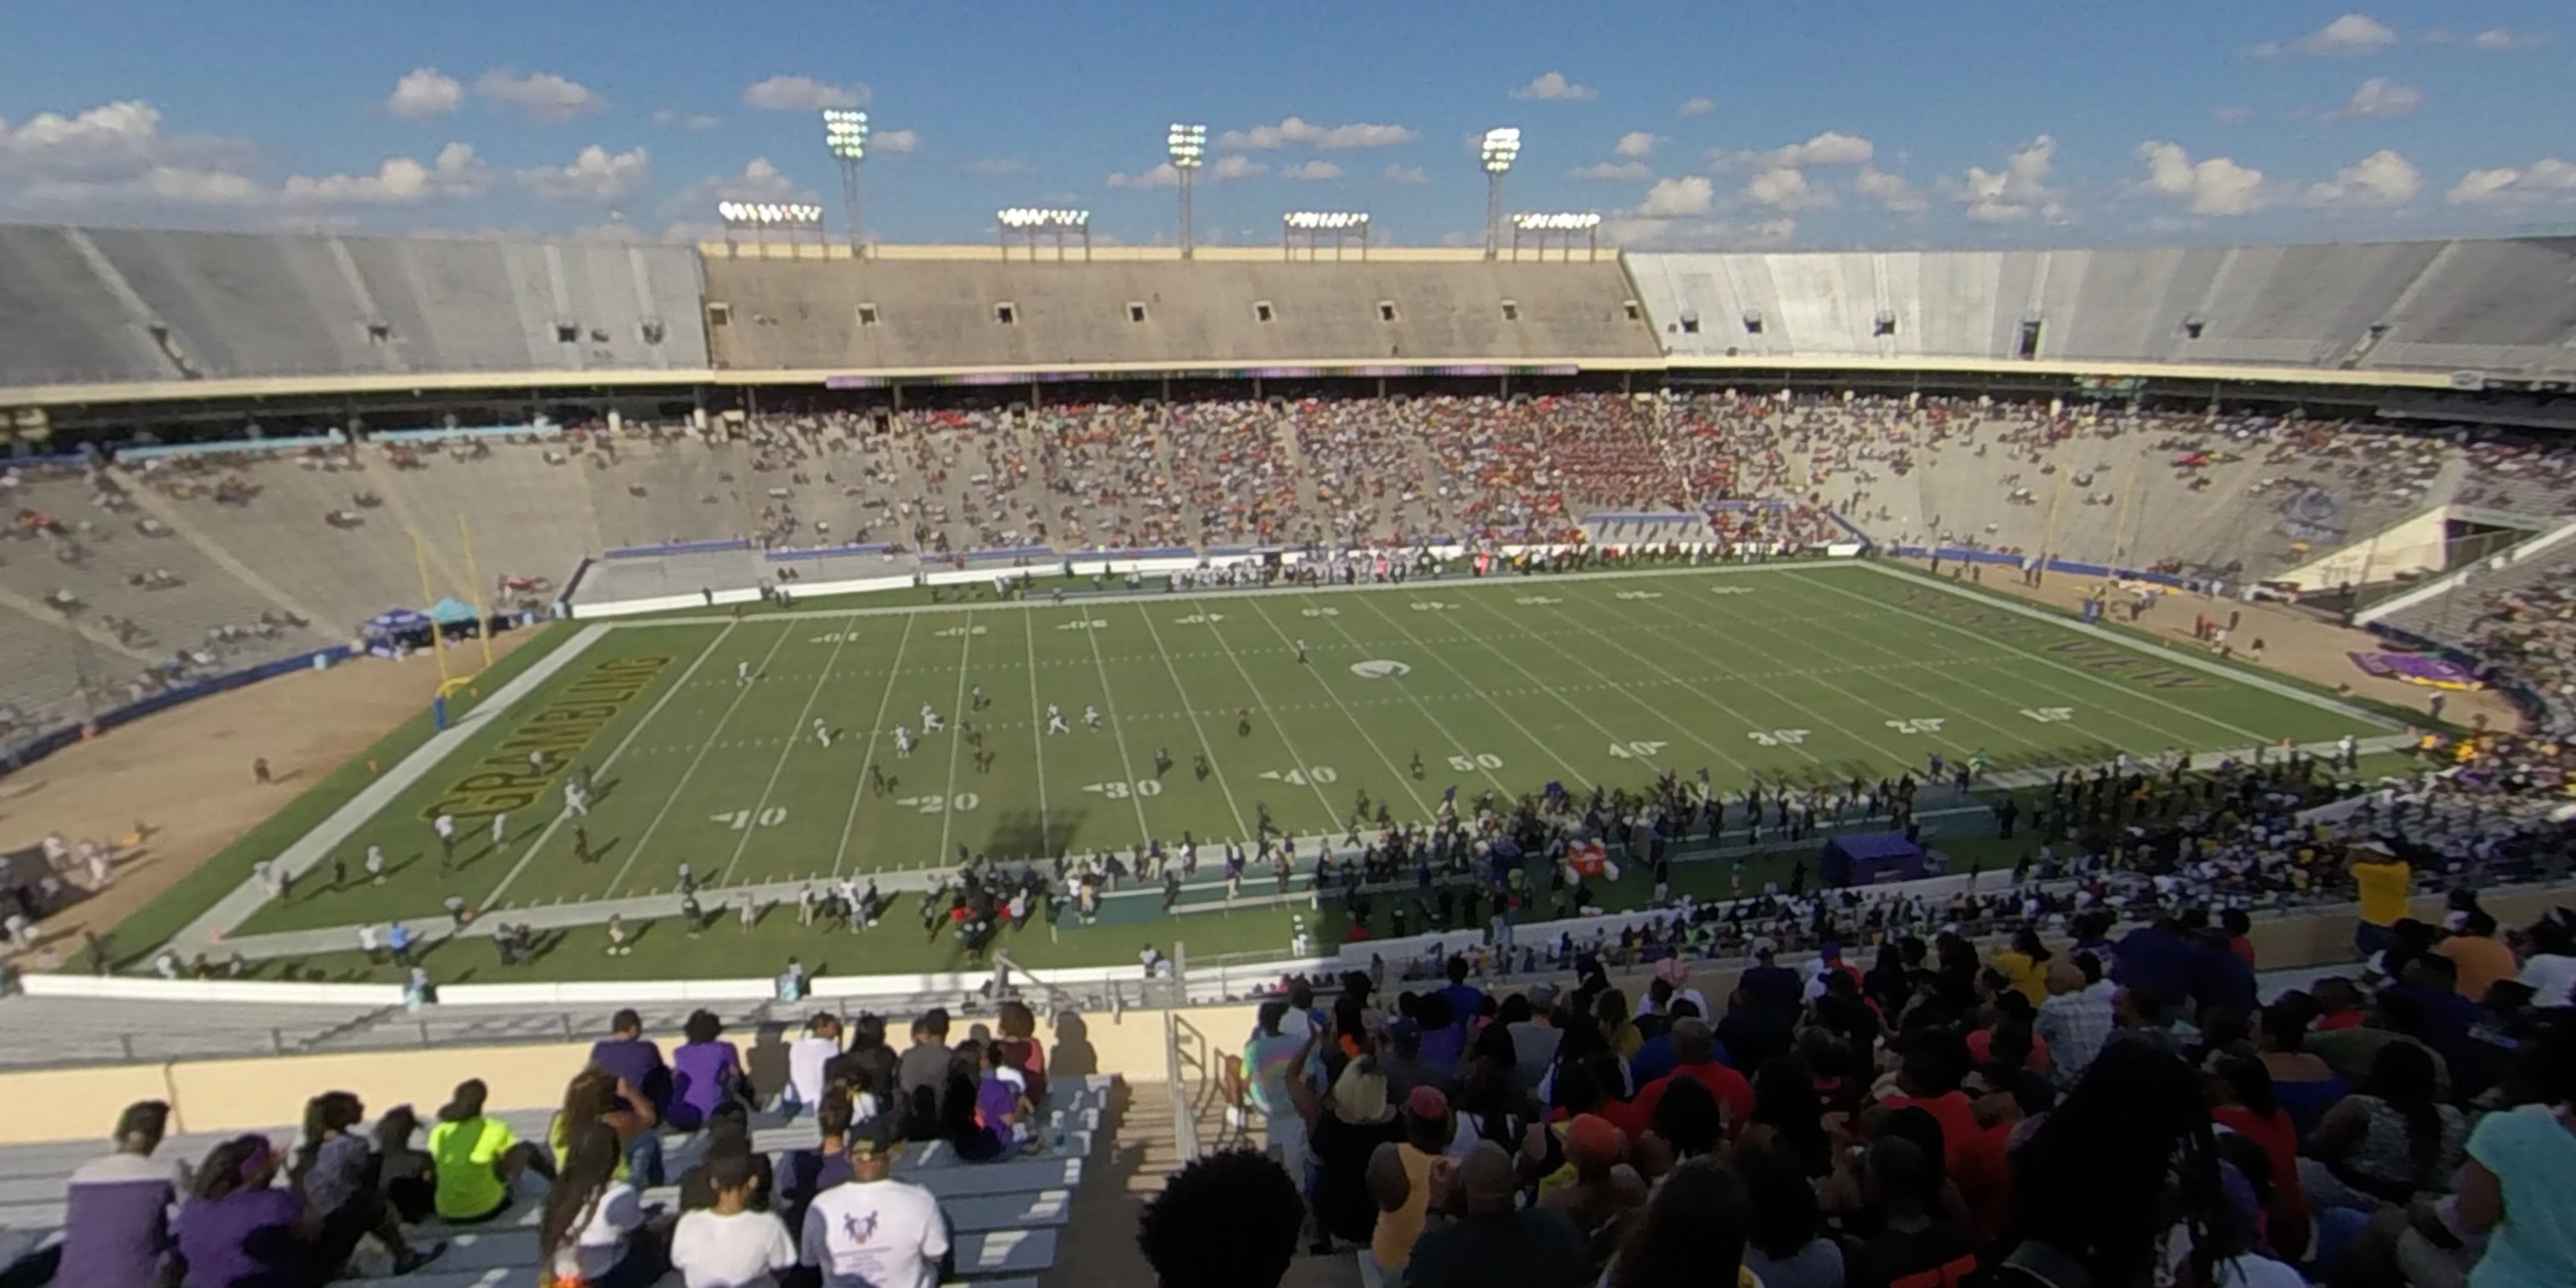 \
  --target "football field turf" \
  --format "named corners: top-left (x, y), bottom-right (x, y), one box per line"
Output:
top-left (227, 560), bottom-right (2388, 940)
